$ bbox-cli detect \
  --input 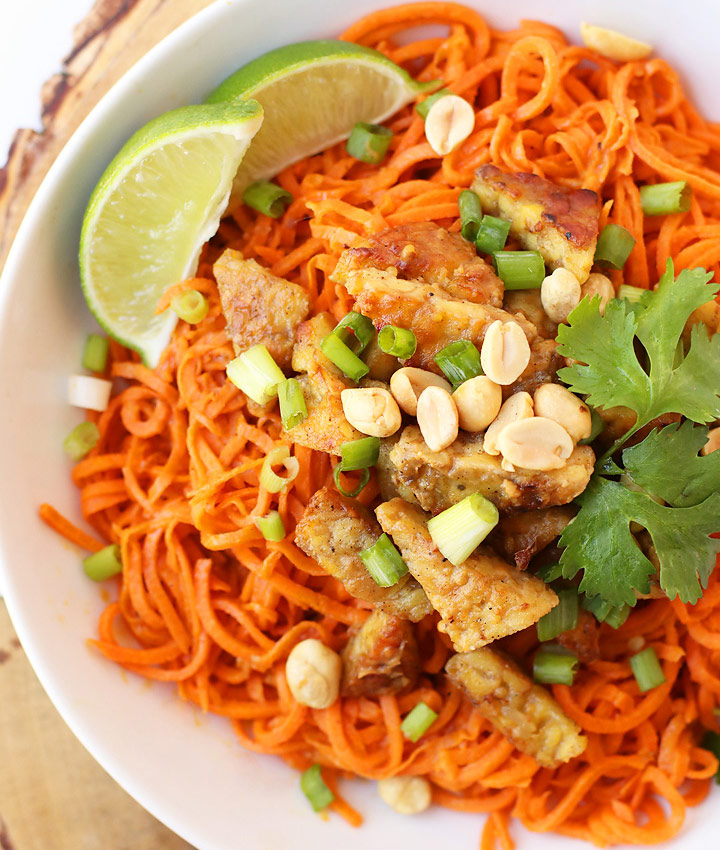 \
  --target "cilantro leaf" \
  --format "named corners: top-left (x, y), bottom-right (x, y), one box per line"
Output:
top-left (557, 263), bottom-right (720, 435)
top-left (560, 474), bottom-right (720, 605)
top-left (623, 421), bottom-right (720, 507)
